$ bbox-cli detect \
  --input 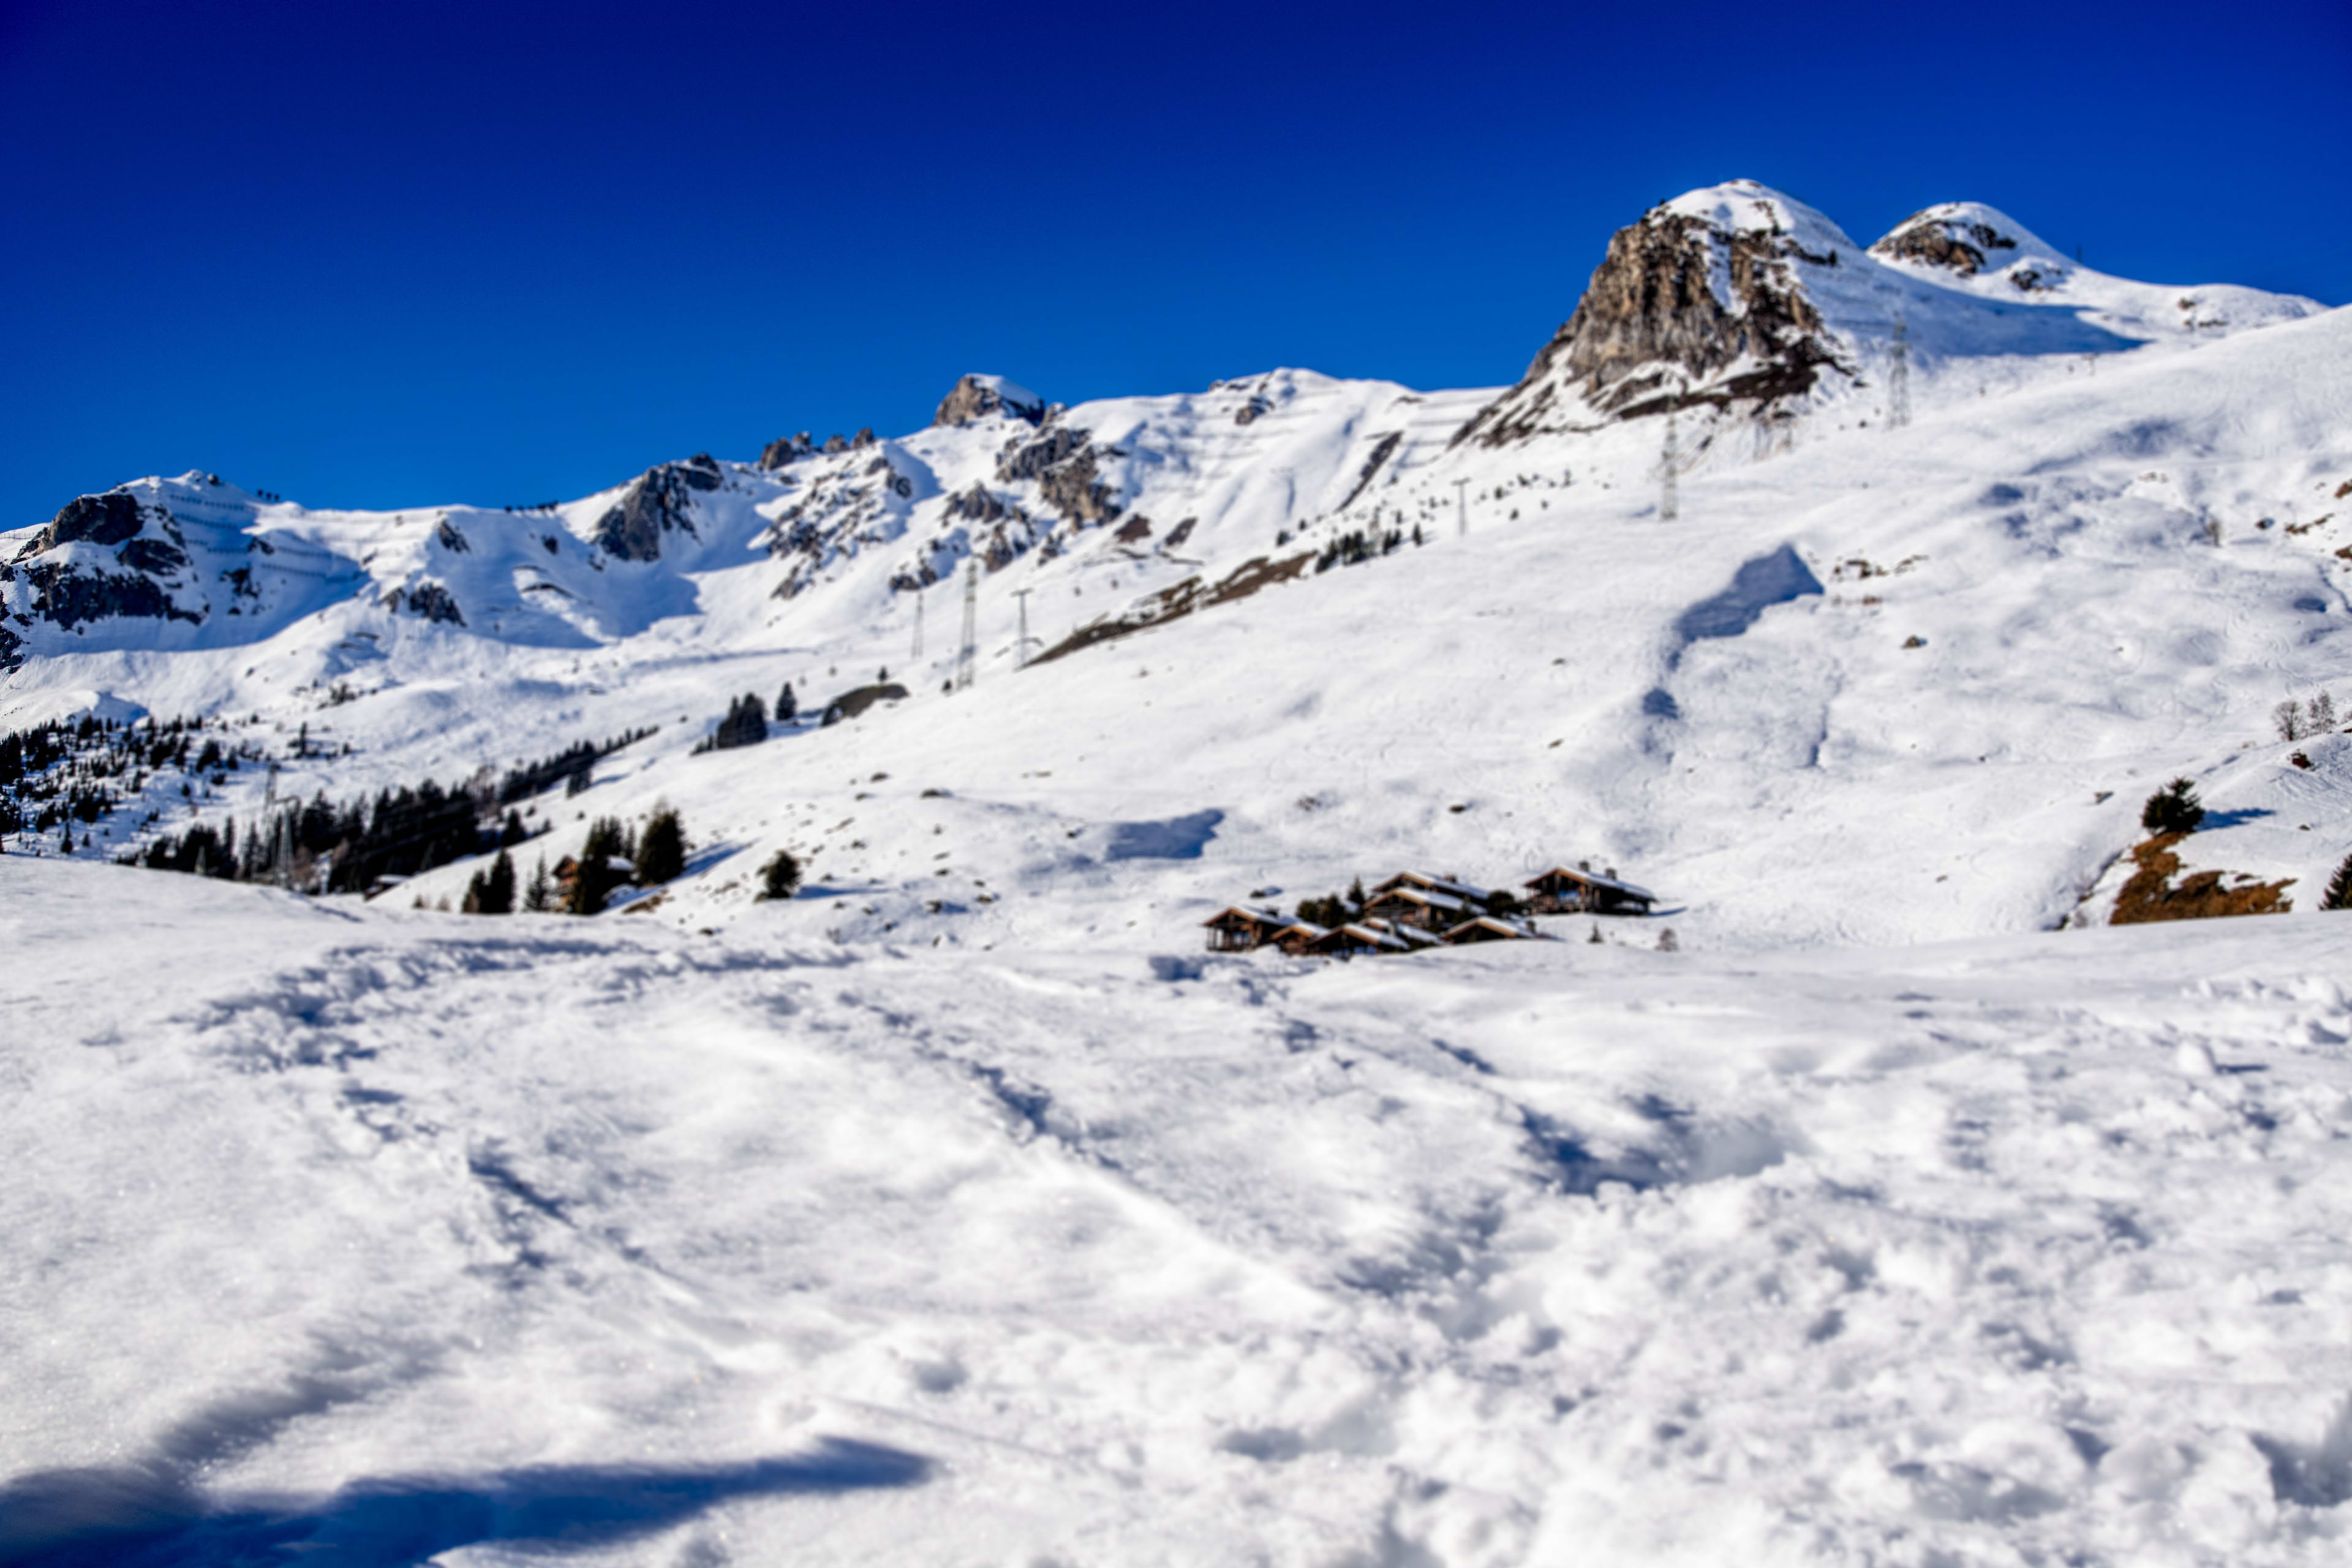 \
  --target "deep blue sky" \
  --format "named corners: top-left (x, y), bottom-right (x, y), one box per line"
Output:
top-left (4, 0), bottom-right (2346, 524)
